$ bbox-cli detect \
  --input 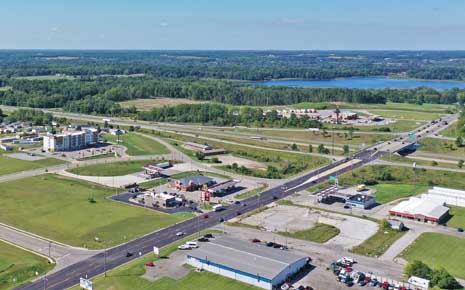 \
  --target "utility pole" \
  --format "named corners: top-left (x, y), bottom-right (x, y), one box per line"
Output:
top-left (104, 249), bottom-right (107, 277)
